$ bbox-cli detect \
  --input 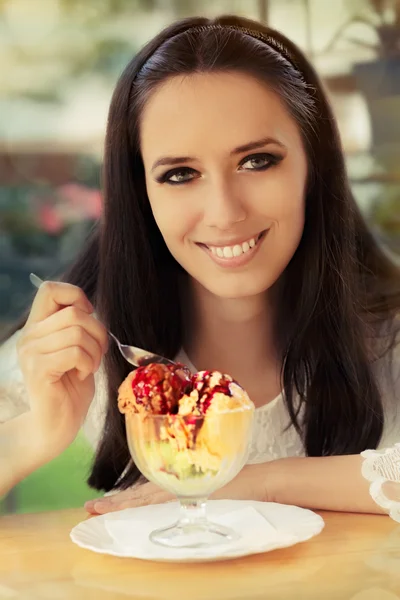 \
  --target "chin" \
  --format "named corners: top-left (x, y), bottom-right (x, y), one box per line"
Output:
top-left (197, 274), bottom-right (278, 300)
